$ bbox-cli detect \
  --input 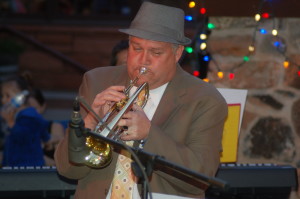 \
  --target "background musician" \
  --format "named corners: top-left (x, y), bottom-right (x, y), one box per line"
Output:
top-left (0, 74), bottom-right (52, 166)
